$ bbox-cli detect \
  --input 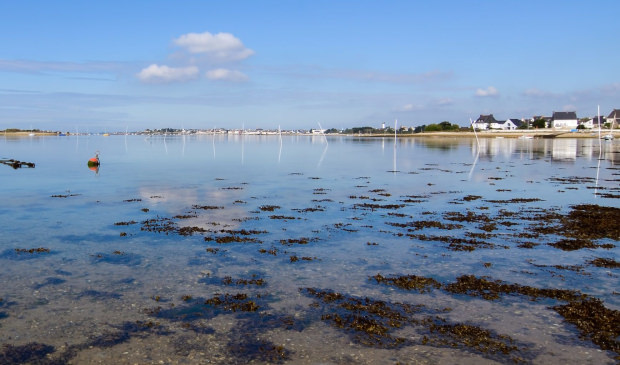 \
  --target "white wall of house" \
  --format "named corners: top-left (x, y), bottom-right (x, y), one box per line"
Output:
top-left (553, 119), bottom-right (578, 129)
top-left (582, 119), bottom-right (596, 129)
